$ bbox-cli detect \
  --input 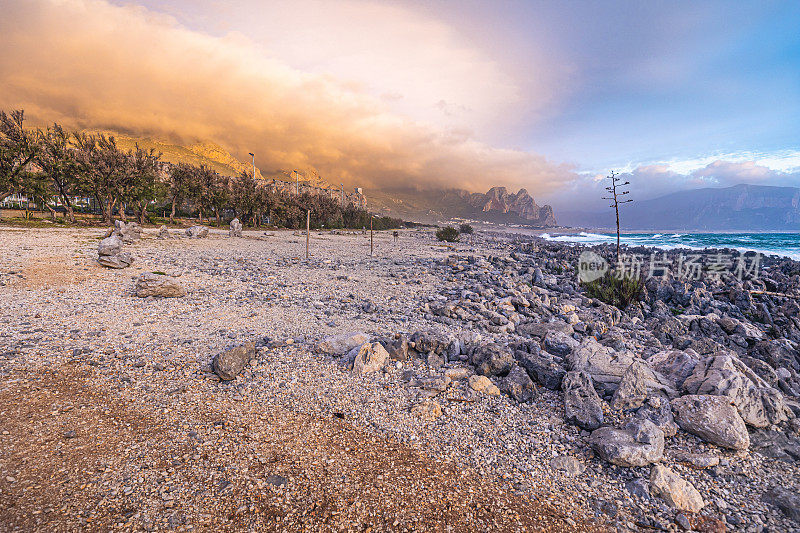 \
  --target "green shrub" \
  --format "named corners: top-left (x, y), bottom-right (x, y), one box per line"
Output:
top-left (458, 223), bottom-right (474, 235)
top-left (583, 271), bottom-right (644, 310)
top-left (436, 226), bottom-right (460, 242)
